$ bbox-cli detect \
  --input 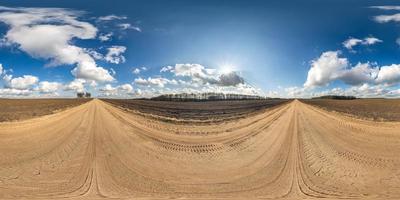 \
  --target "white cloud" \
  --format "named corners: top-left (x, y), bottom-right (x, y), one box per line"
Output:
top-left (71, 61), bottom-right (114, 82)
top-left (0, 6), bottom-right (114, 83)
top-left (99, 84), bottom-right (116, 92)
top-left (343, 38), bottom-right (363, 50)
top-left (4, 75), bottom-right (39, 90)
top-left (98, 15), bottom-right (127, 21)
top-left (133, 66), bottom-right (147, 74)
top-left (311, 84), bottom-right (397, 98)
top-left (160, 65), bottom-right (173, 72)
top-left (117, 23), bottom-right (141, 32)
top-left (133, 68), bottom-right (141, 74)
top-left (64, 79), bottom-right (86, 92)
top-left (370, 6), bottom-right (400, 11)
top-left (38, 81), bottom-right (60, 93)
top-left (374, 13), bottom-right (400, 23)
top-left (340, 62), bottom-right (379, 85)
top-left (162, 63), bottom-right (218, 84)
top-left (0, 88), bottom-right (32, 96)
top-left (364, 37), bottom-right (382, 45)
top-left (98, 83), bottom-right (134, 97)
top-left (99, 32), bottom-right (113, 41)
top-left (119, 83), bottom-right (133, 92)
top-left (375, 64), bottom-right (400, 85)
top-left (304, 51), bottom-right (348, 88)
top-left (134, 77), bottom-right (174, 88)
top-left (0, 63), bottom-right (3, 76)
top-left (343, 37), bottom-right (382, 50)
top-left (285, 86), bottom-right (306, 98)
top-left (105, 45), bottom-right (126, 64)
top-left (85, 48), bottom-right (103, 60)
top-left (304, 51), bottom-right (400, 89)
